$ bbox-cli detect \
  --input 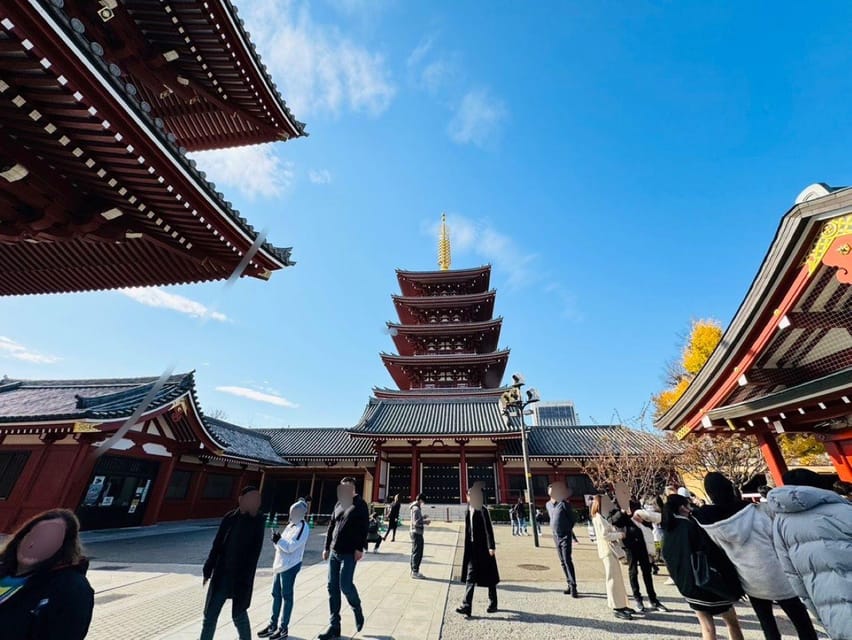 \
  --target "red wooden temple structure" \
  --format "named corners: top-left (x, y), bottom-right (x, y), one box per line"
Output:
top-left (0, 0), bottom-right (304, 295)
top-left (656, 183), bottom-right (852, 485)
